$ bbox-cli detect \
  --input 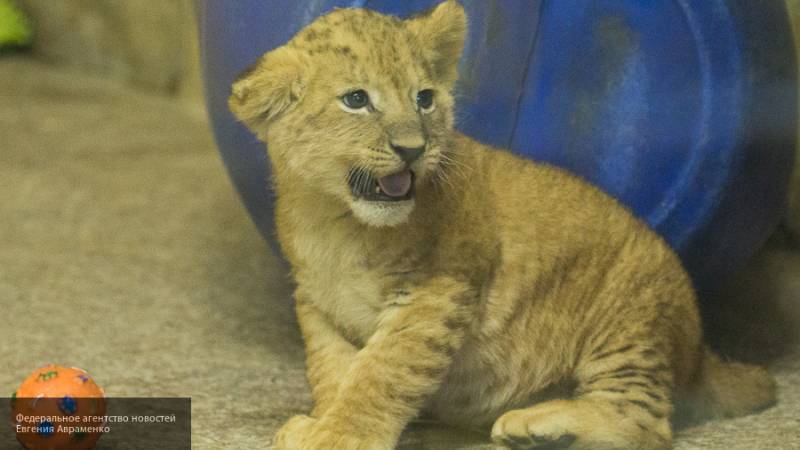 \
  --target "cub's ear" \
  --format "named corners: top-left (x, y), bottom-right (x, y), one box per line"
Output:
top-left (228, 46), bottom-right (306, 128)
top-left (407, 0), bottom-right (467, 85)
